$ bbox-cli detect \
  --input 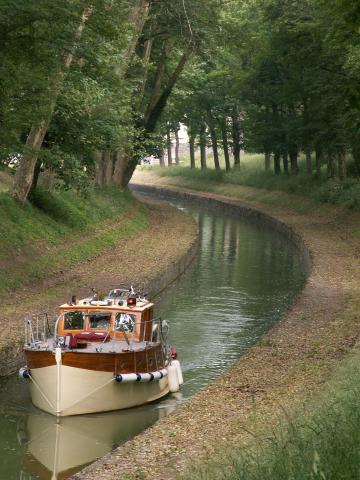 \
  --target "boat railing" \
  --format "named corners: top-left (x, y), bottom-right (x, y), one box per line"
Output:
top-left (24, 313), bottom-right (57, 347)
top-left (117, 316), bottom-right (170, 351)
top-left (24, 313), bottom-right (171, 356)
